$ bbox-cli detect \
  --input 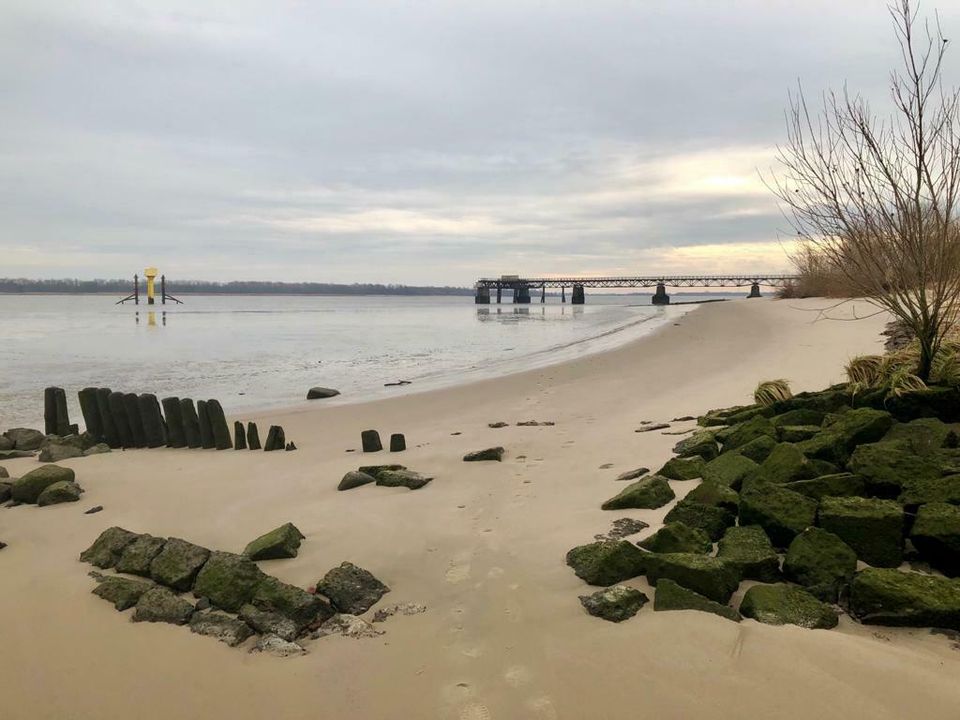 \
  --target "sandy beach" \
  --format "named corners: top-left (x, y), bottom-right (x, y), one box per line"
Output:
top-left (3, 297), bottom-right (960, 720)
